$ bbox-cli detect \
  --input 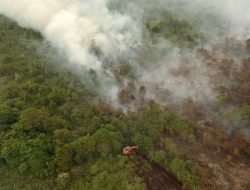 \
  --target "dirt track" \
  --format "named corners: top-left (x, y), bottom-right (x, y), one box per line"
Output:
top-left (130, 153), bottom-right (183, 190)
